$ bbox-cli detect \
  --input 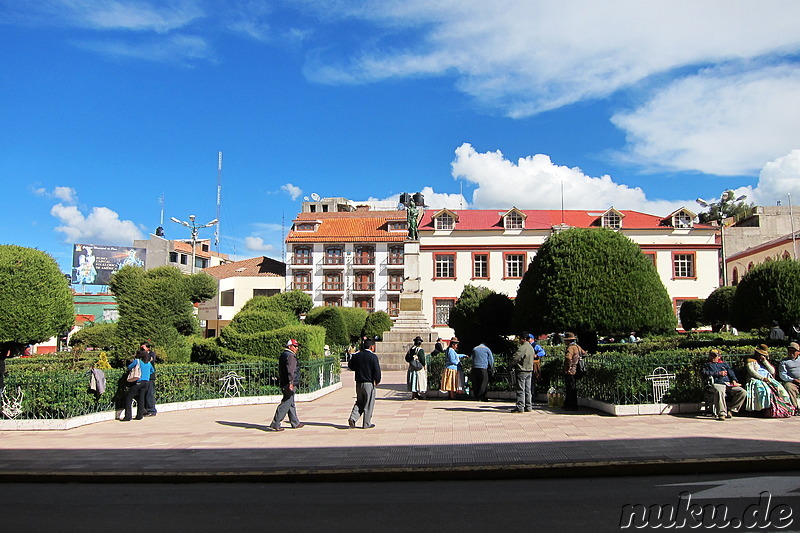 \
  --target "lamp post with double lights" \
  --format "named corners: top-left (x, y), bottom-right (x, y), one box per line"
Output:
top-left (696, 192), bottom-right (747, 286)
top-left (170, 214), bottom-right (218, 274)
